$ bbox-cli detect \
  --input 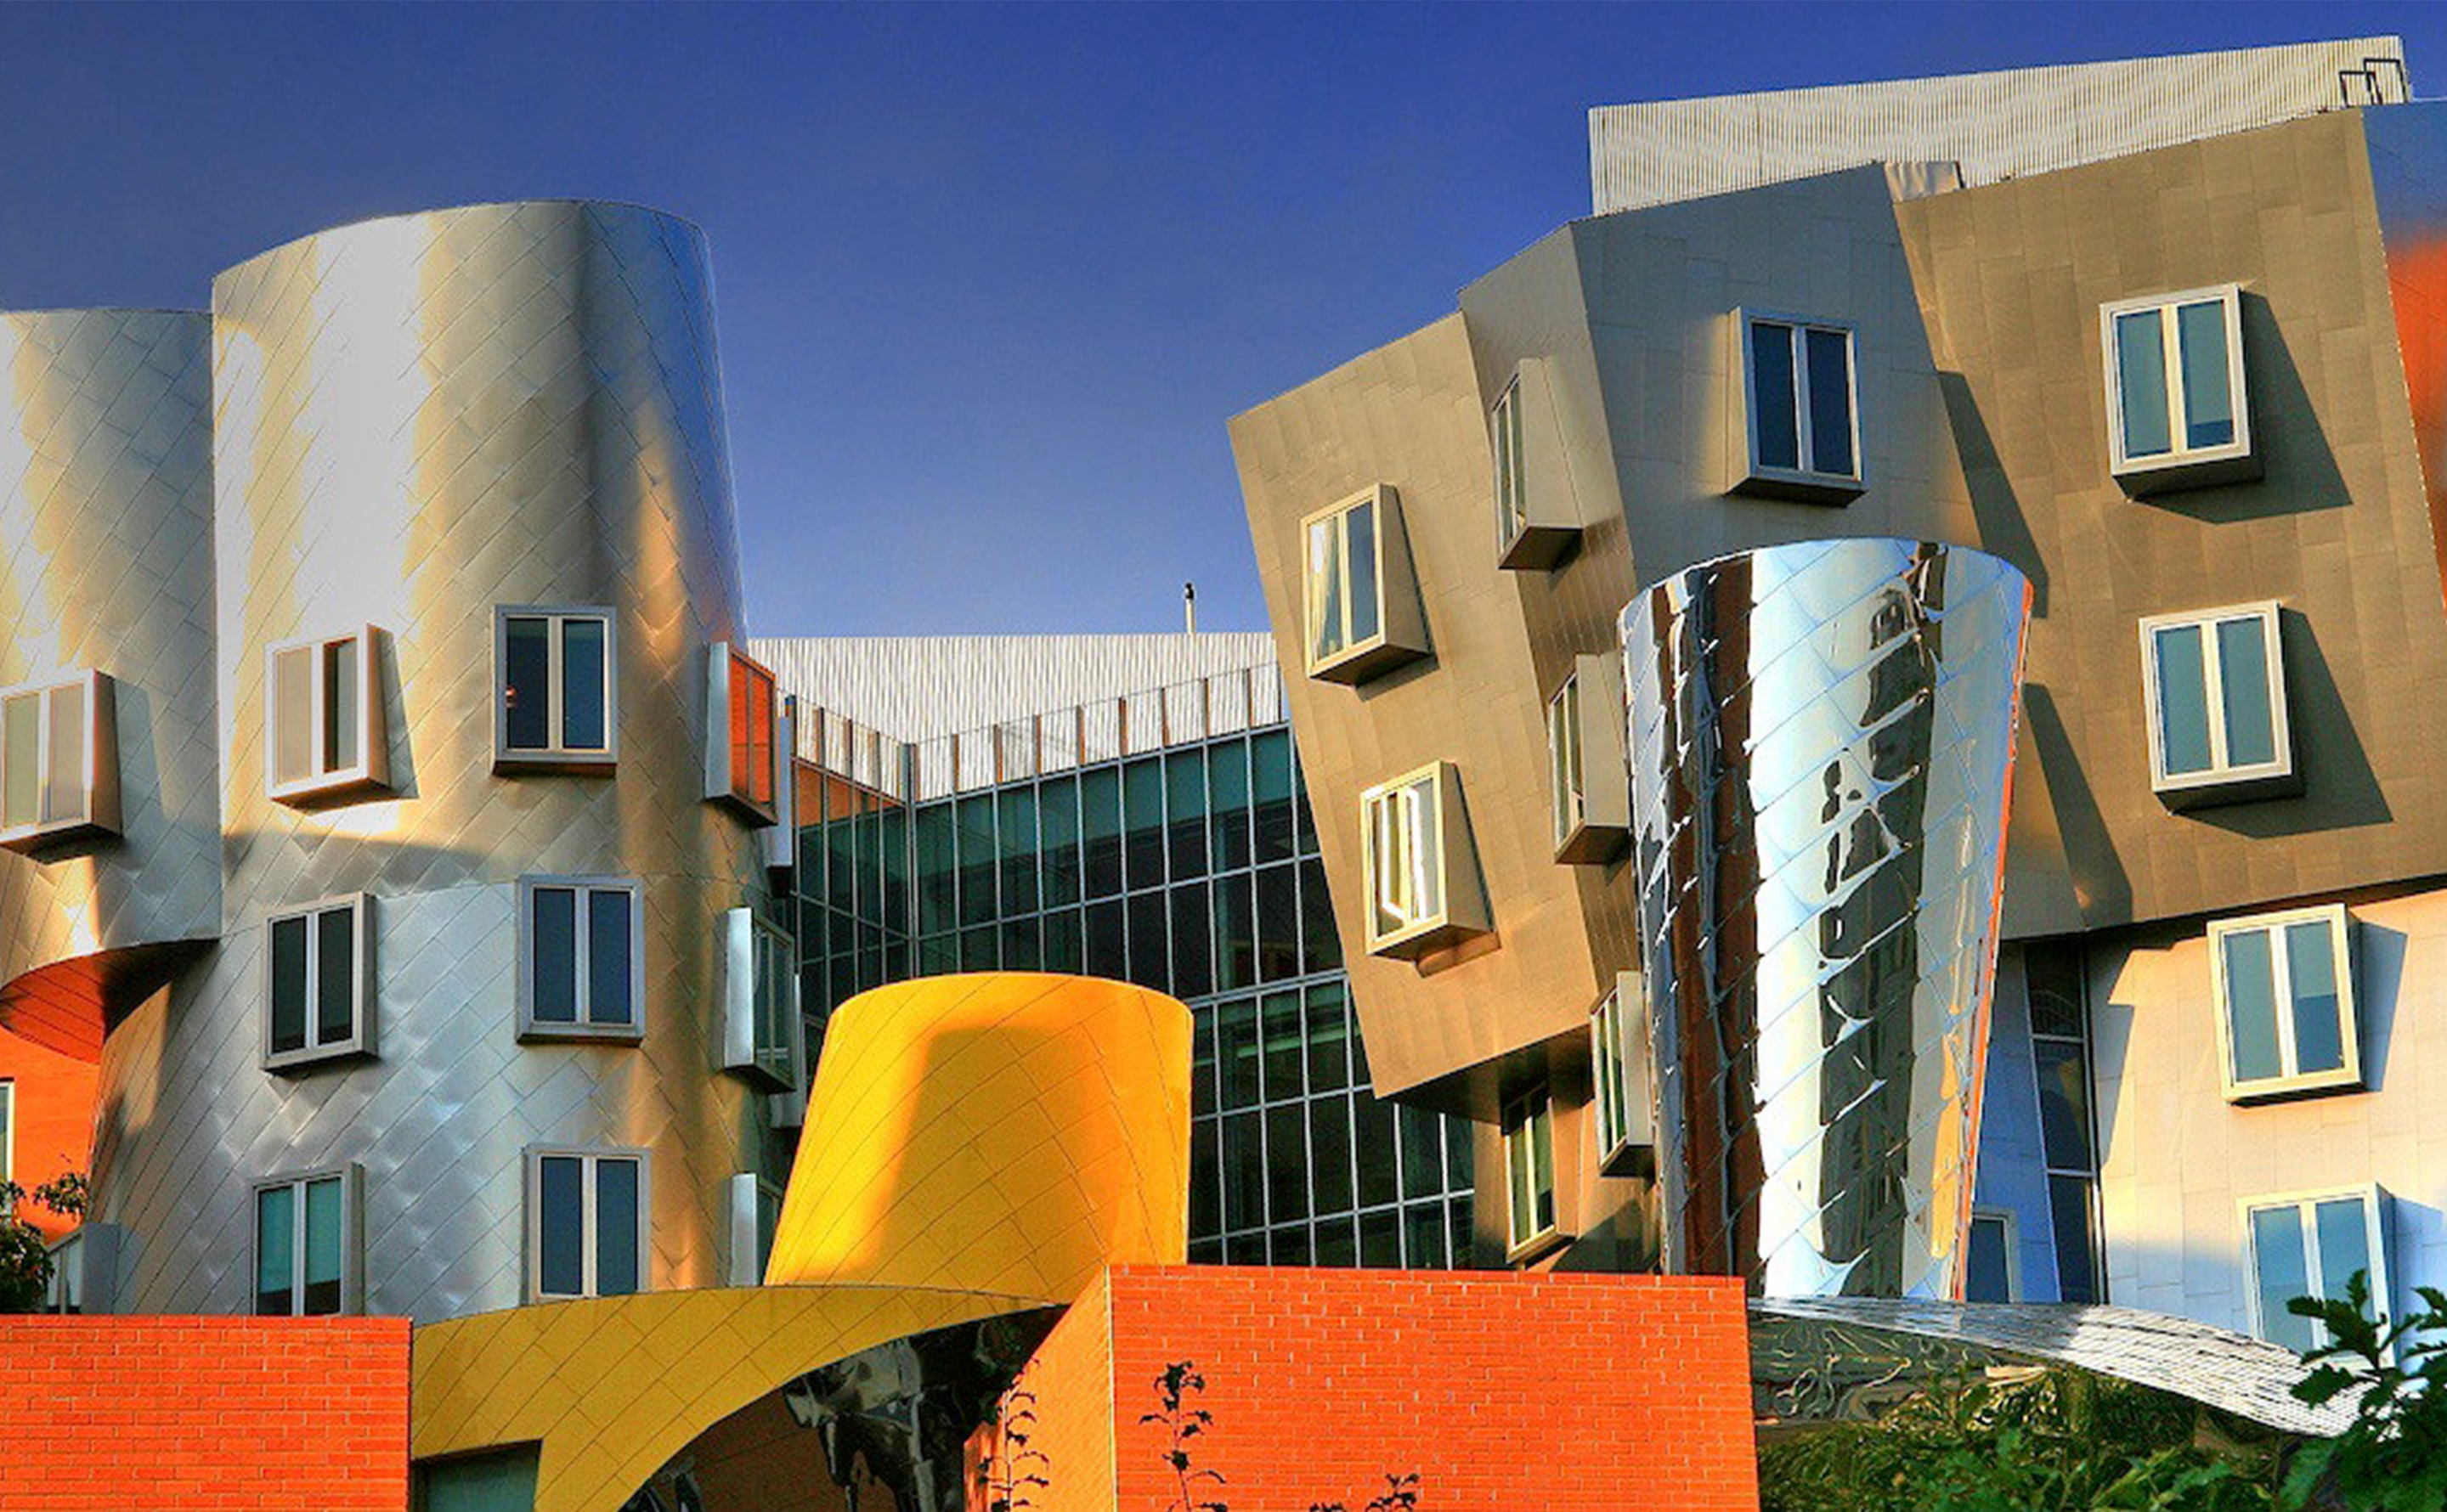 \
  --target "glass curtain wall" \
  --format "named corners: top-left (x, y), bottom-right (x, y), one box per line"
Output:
top-left (799, 724), bottom-right (1475, 1267)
